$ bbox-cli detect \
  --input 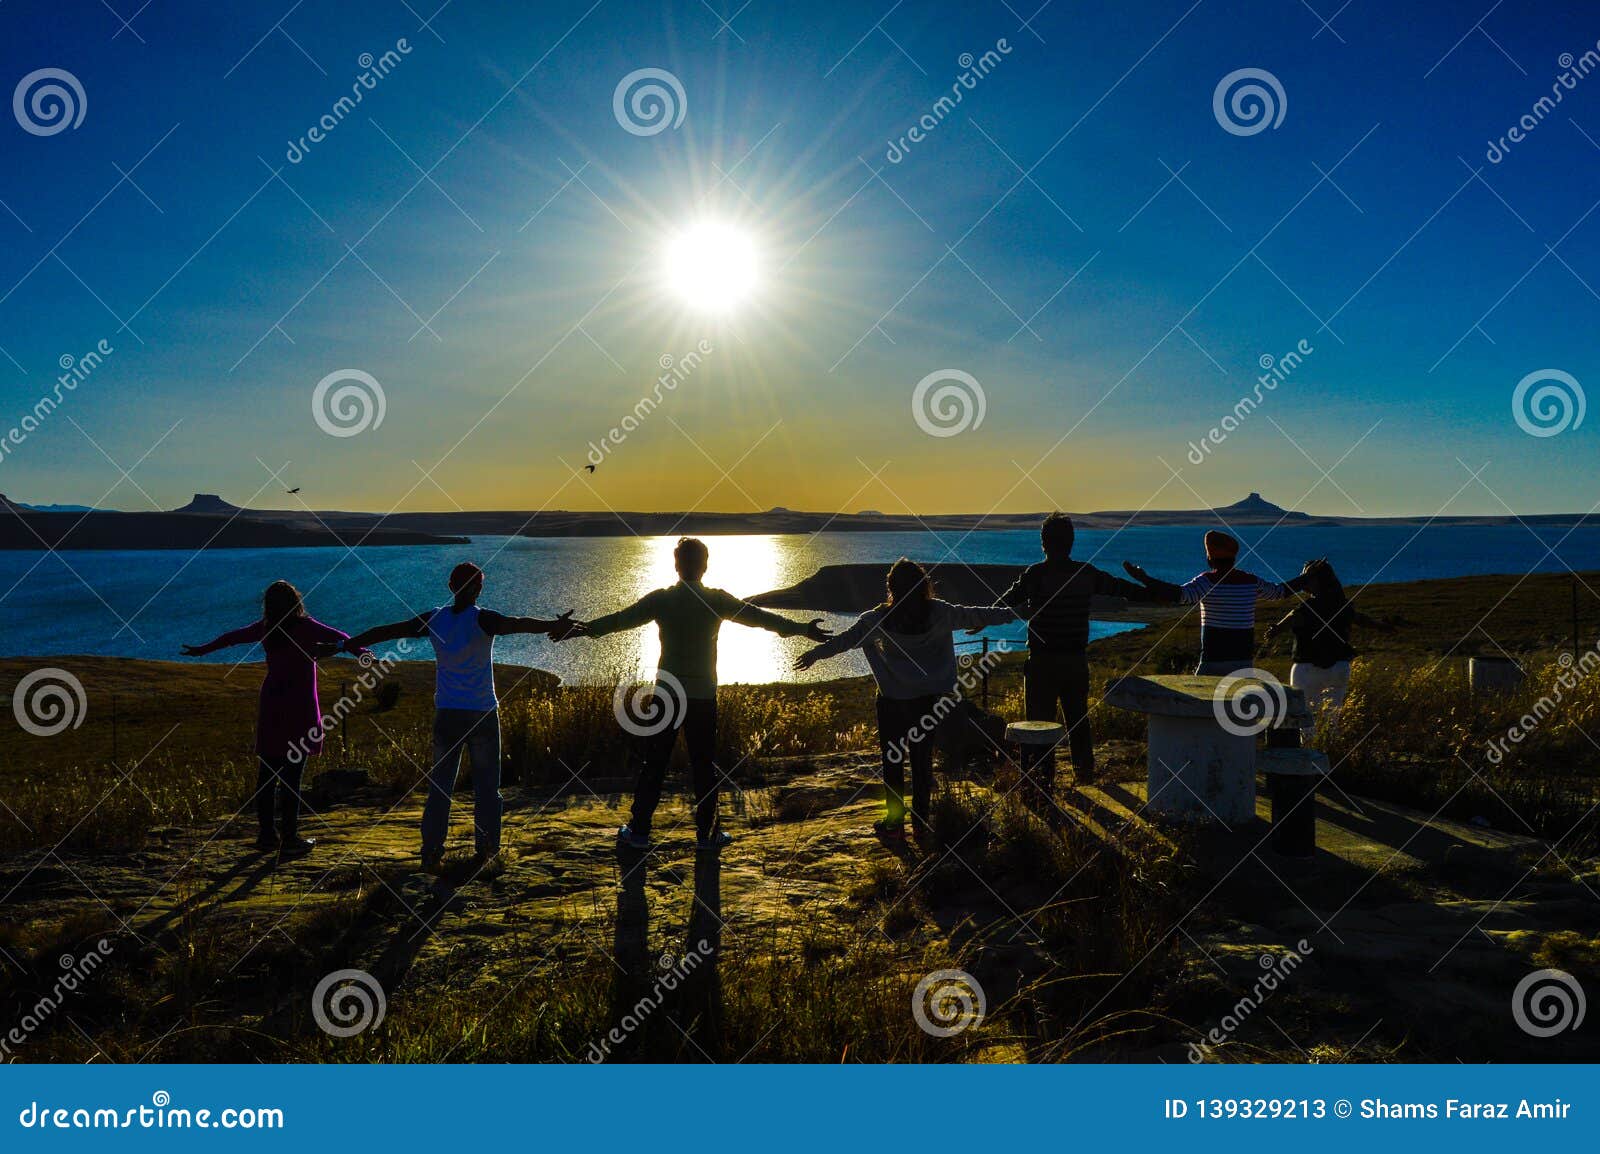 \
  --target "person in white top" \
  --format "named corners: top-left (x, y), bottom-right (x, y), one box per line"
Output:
top-left (339, 562), bottom-right (576, 872)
